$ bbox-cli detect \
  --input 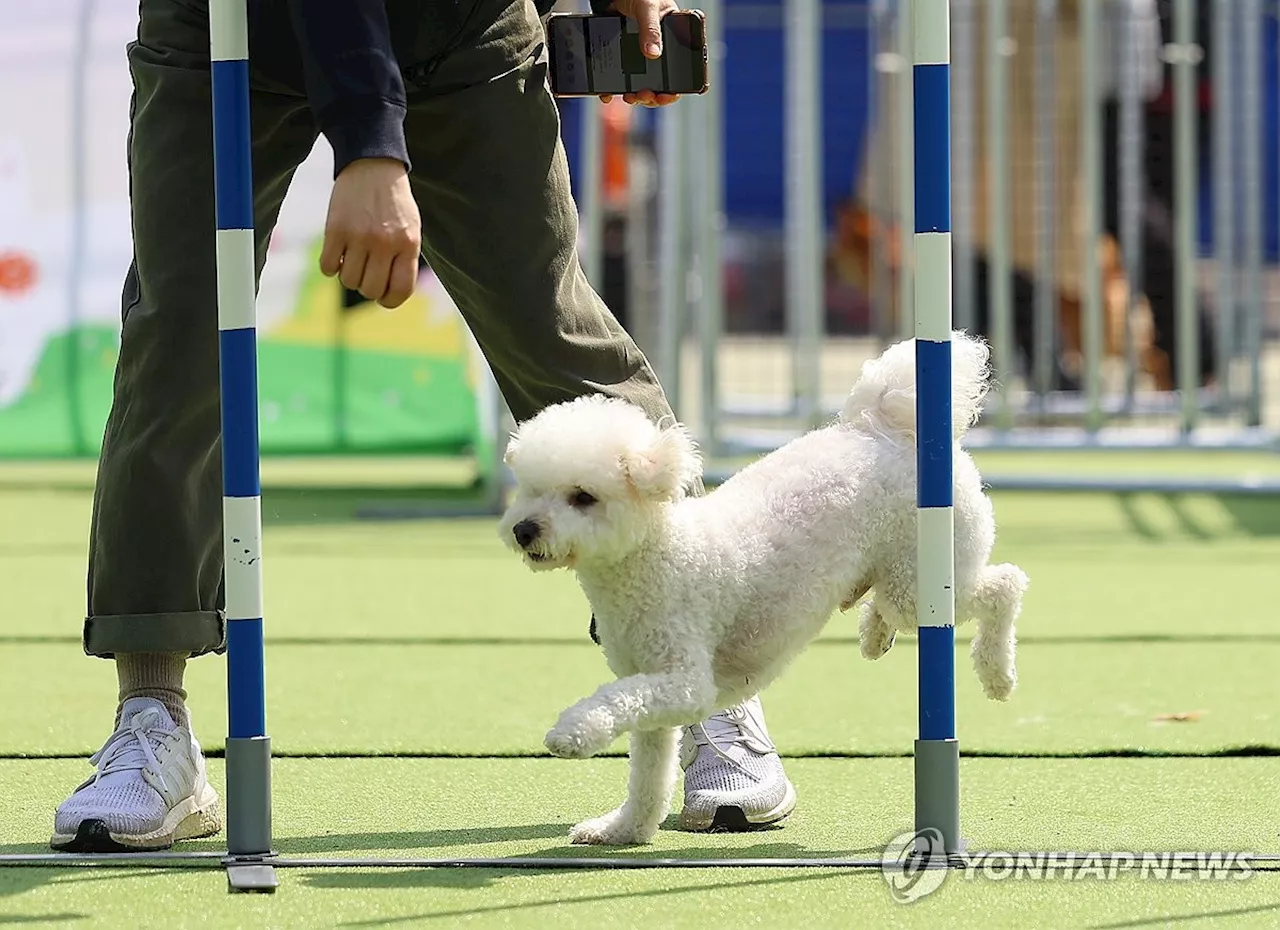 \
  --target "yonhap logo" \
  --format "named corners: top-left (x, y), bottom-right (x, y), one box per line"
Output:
top-left (880, 828), bottom-right (950, 903)
top-left (877, 835), bottom-right (1258, 903)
